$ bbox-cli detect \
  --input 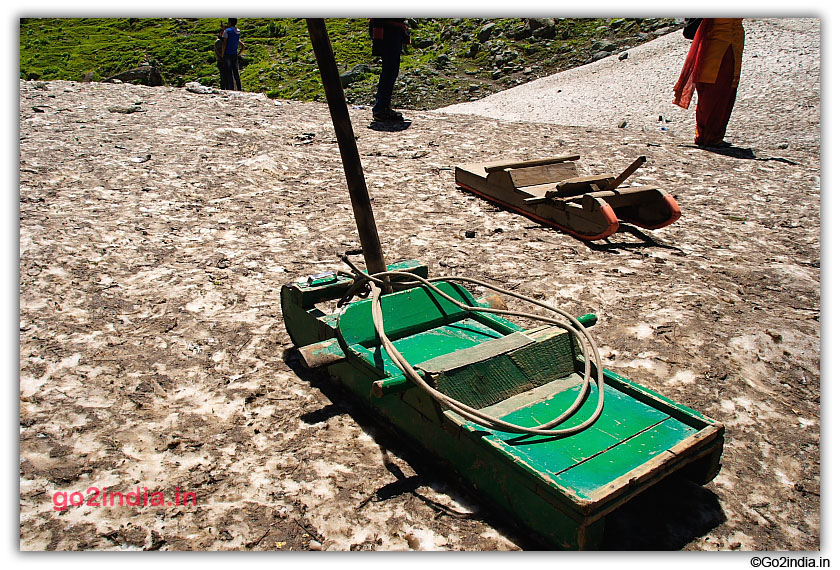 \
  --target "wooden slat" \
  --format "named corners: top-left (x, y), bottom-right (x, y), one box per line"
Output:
top-left (509, 162), bottom-right (579, 188)
top-left (551, 175), bottom-right (614, 197)
top-left (484, 155), bottom-right (581, 173)
top-left (415, 331), bottom-right (534, 375)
